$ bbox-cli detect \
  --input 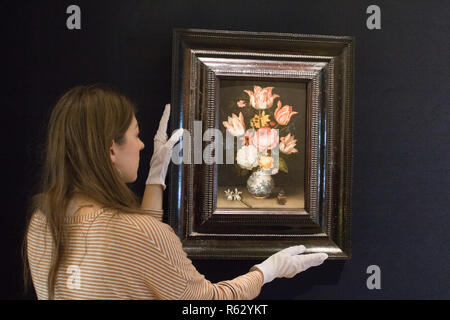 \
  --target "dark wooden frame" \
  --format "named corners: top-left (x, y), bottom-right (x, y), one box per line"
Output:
top-left (168, 28), bottom-right (354, 260)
